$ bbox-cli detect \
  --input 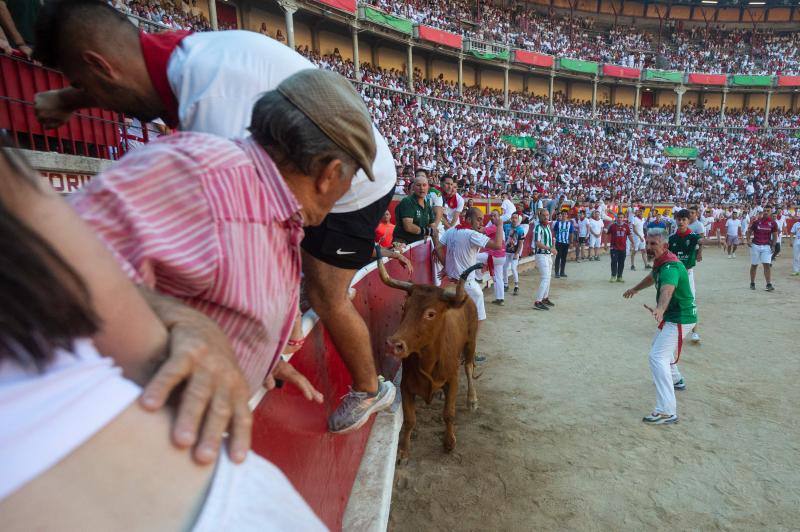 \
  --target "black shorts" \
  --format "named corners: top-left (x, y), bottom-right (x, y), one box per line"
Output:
top-left (301, 188), bottom-right (394, 270)
top-left (578, 237), bottom-right (587, 244)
